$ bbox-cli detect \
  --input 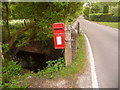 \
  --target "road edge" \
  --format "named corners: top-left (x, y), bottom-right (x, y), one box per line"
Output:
top-left (83, 33), bottom-right (99, 88)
